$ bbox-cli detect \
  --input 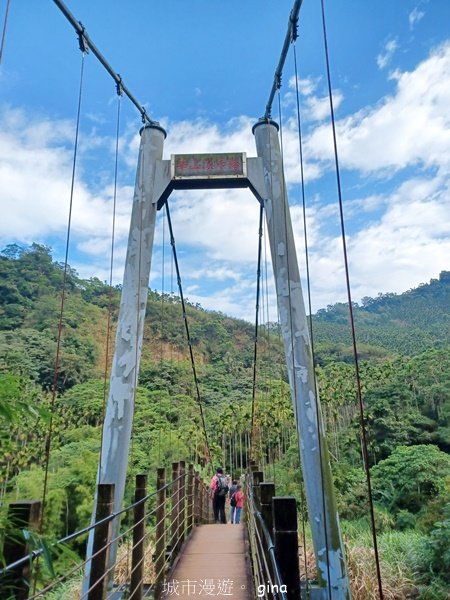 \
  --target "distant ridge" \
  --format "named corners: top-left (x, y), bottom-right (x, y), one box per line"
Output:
top-left (313, 271), bottom-right (450, 360)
